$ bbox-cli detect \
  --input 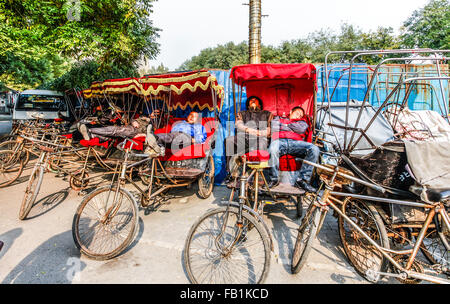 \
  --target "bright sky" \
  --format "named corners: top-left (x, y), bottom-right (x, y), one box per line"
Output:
top-left (146, 0), bottom-right (431, 70)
